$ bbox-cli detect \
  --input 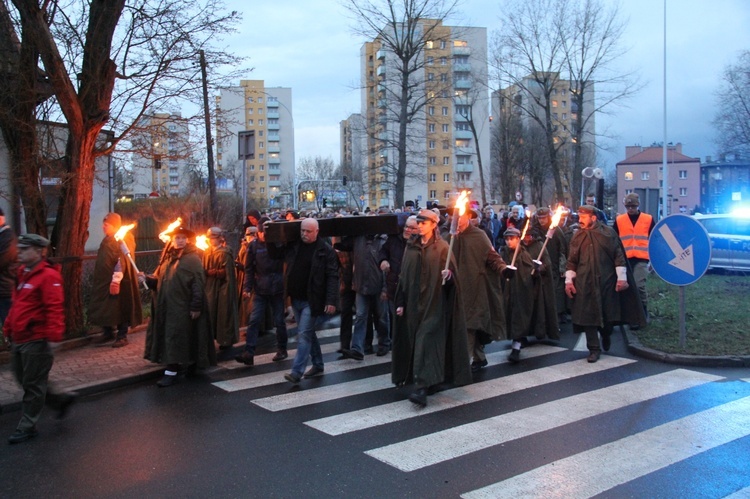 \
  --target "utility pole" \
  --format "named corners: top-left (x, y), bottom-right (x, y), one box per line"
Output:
top-left (200, 49), bottom-right (218, 222)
